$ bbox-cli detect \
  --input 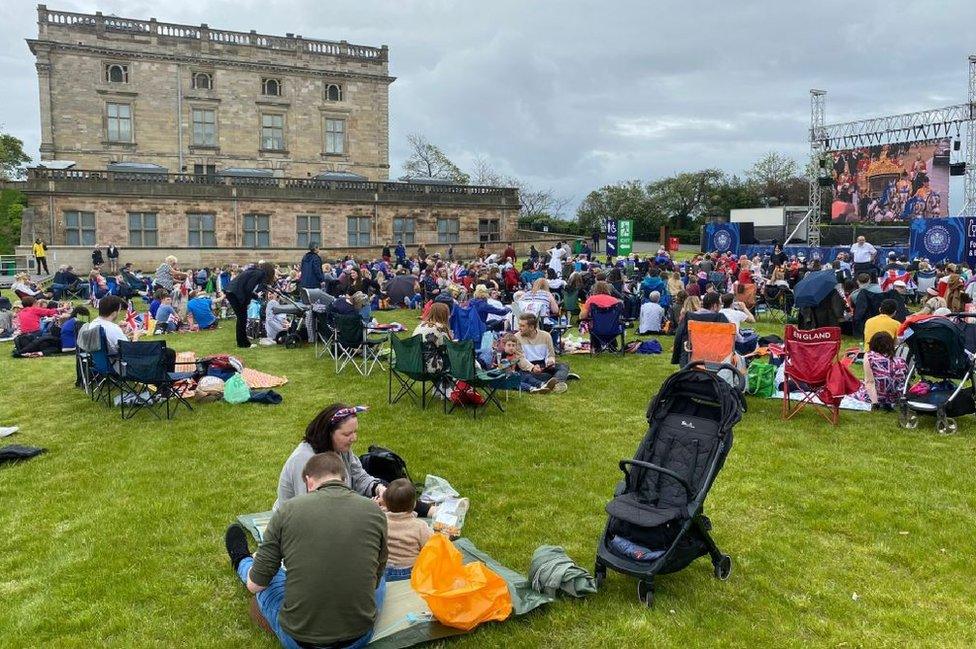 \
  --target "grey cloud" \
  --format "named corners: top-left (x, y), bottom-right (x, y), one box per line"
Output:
top-left (2, 0), bottom-right (975, 213)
